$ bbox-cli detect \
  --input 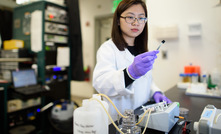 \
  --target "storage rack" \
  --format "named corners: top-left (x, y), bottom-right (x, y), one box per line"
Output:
top-left (0, 1), bottom-right (71, 134)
